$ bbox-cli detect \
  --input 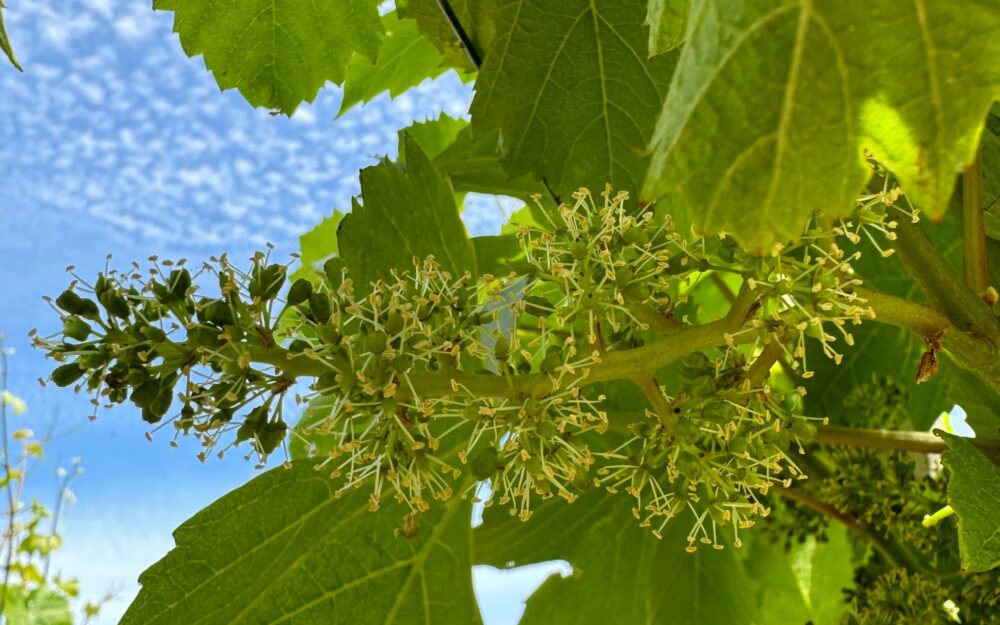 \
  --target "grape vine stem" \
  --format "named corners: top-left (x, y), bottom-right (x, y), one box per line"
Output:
top-left (962, 142), bottom-right (990, 294)
top-left (815, 425), bottom-right (1000, 463)
top-left (856, 285), bottom-right (1000, 398)
top-left (891, 208), bottom-right (1000, 342)
top-left (247, 277), bottom-right (1000, 460)
top-left (775, 486), bottom-right (922, 571)
top-left (254, 283), bottom-right (760, 395)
